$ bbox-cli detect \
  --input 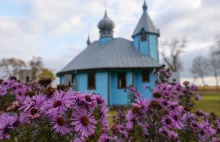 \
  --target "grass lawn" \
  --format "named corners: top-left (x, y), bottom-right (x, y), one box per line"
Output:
top-left (108, 91), bottom-right (220, 125)
top-left (192, 91), bottom-right (220, 117)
